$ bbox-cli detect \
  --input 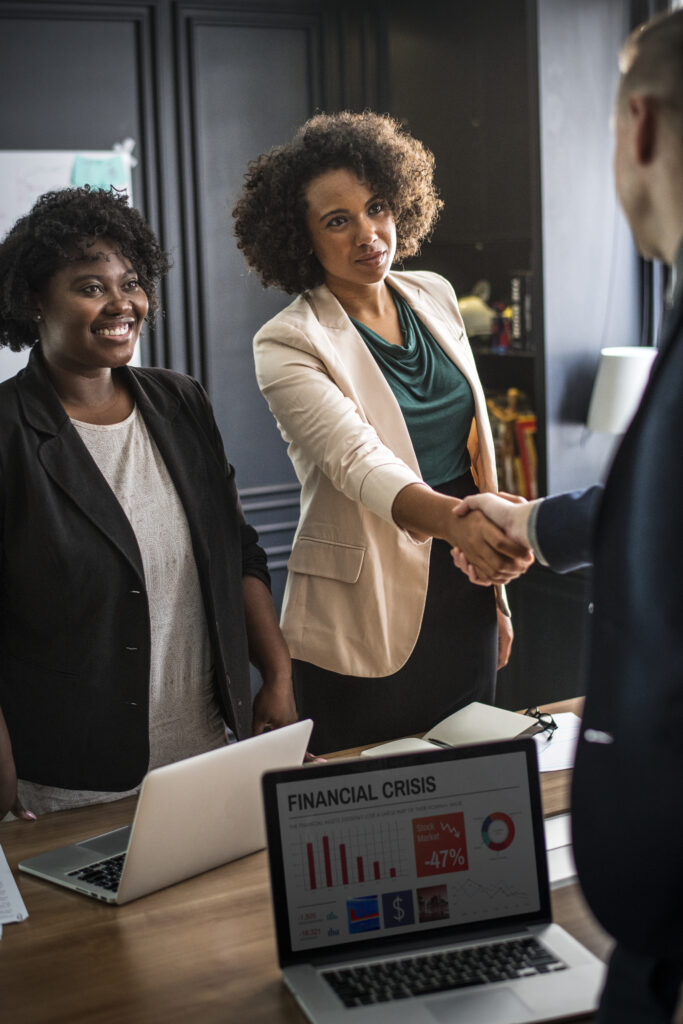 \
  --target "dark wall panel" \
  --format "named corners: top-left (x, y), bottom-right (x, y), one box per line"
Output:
top-left (0, 13), bottom-right (140, 149)
top-left (0, 2), bottom-right (166, 362)
top-left (383, 0), bottom-right (532, 301)
top-left (185, 14), bottom-right (317, 488)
